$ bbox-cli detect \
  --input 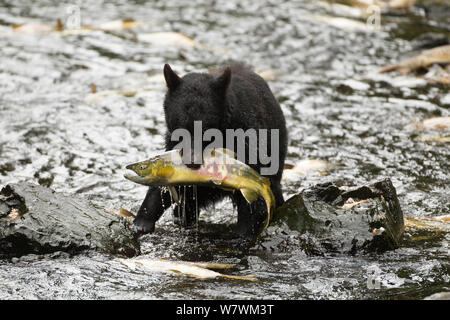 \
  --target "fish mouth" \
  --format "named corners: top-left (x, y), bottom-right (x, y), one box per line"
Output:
top-left (125, 162), bottom-right (137, 170)
top-left (124, 172), bottom-right (143, 184)
top-left (123, 167), bottom-right (151, 185)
